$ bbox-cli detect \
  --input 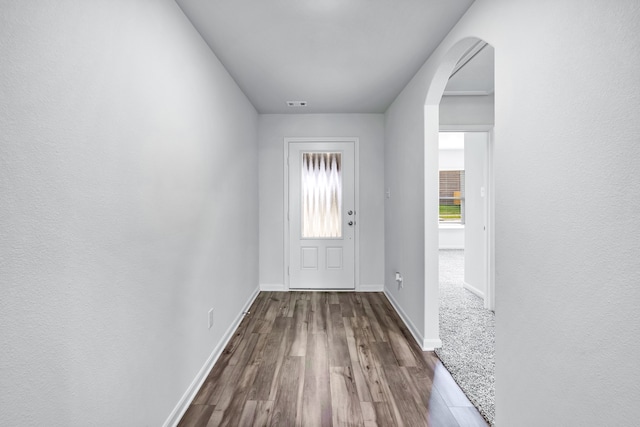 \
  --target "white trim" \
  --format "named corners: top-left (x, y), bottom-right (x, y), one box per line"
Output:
top-left (423, 338), bottom-right (444, 351)
top-left (440, 124), bottom-right (493, 132)
top-left (283, 137), bottom-right (360, 291)
top-left (260, 283), bottom-right (286, 292)
top-left (358, 284), bottom-right (384, 292)
top-left (259, 286), bottom-right (385, 293)
top-left (439, 127), bottom-right (495, 311)
top-left (439, 244), bottom-right (464, 250)
top-left (439, 223), bottom-right (465, 229)
top-left (288, 289), bottom-right (358, 292)
top-left (283, 141), bottom-right (289, 290)
top-left (163, 286), bottom-right (260, 427)
top-left (486, 128), bottom-right (495, 311)
top-left (442, 90), bottom-right (493, 97)
top-left (463, 281), bottom-right (485, 299)
top-left (354, 139), bottom-right (360, 292)
top-left (383, 289), bottom-right (442, 351)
